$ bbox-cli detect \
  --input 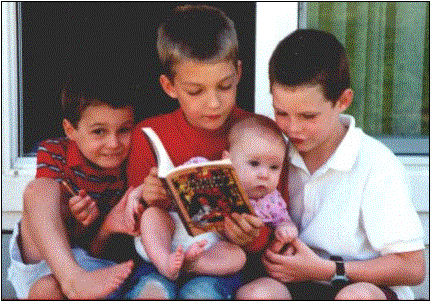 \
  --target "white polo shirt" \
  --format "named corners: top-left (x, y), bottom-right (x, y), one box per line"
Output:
top-left (287, 114), bottom-right (424, 299)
